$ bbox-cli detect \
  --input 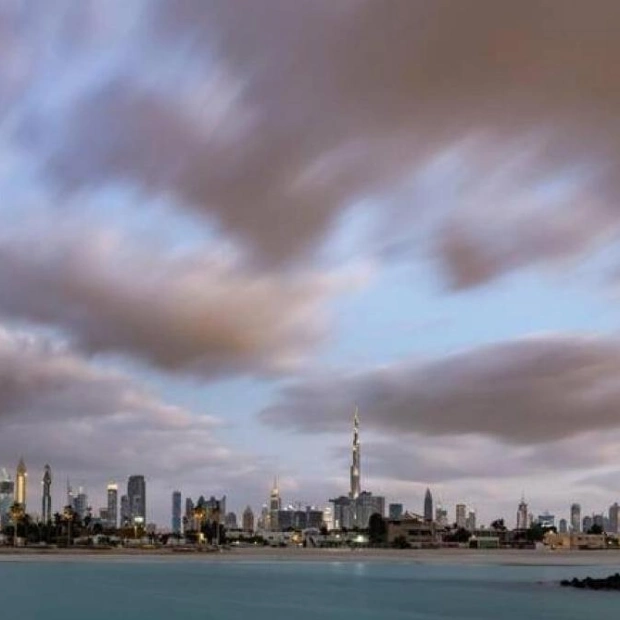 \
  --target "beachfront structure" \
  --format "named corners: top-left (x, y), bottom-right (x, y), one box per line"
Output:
top-left (387, 515), bottom-right (439, 547)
